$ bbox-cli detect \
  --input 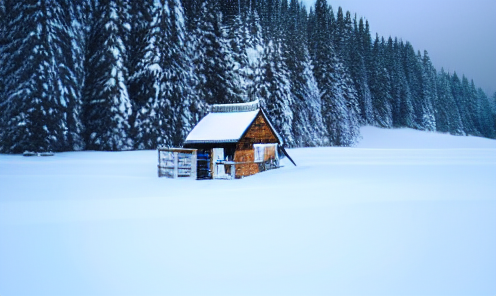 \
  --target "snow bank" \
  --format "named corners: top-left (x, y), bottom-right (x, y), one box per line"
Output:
top-left (1, 127), bottom-right (495, 295)
top-left (358, 126), bottom-right (496, 149)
